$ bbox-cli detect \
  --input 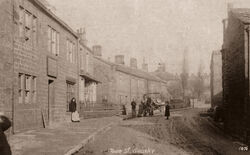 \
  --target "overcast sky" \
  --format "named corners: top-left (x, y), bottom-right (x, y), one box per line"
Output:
top-left (47, 0), bottom-right (250, 74)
